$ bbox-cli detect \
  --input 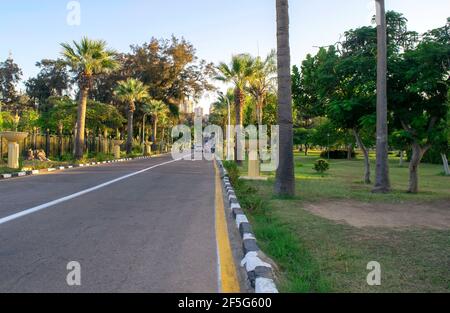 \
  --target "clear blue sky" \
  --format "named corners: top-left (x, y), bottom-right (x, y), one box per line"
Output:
top-left (1, 0), bottom-right (449, 109)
